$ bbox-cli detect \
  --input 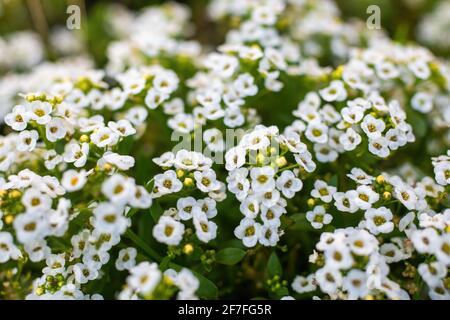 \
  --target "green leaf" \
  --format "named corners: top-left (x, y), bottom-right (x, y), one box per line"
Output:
top-left (267, 251), bottom-right (282, 278)
top-left (328, 174), bottom-right (338, 187)
top-left (289, 213), bottom-right (311, 231)
top-left (150, 201), bottom-right (164, 223)
top-left (159, 257), bottom-right (171, 271)
top-left (406, 108), bottom-right (428, 138)
top-left (274, 287), bottom-right (289, 298)
top-left (192, 271), bottom-right (219, 299)
top-left (215, 248), bottom-right (246, 265)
